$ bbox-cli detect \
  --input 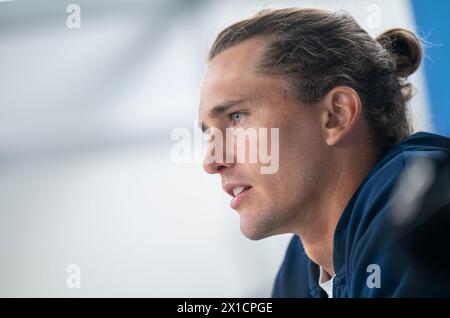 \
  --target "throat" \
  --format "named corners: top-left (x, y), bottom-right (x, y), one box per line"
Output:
top-left (298, 215), bottom-right (336, 277)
